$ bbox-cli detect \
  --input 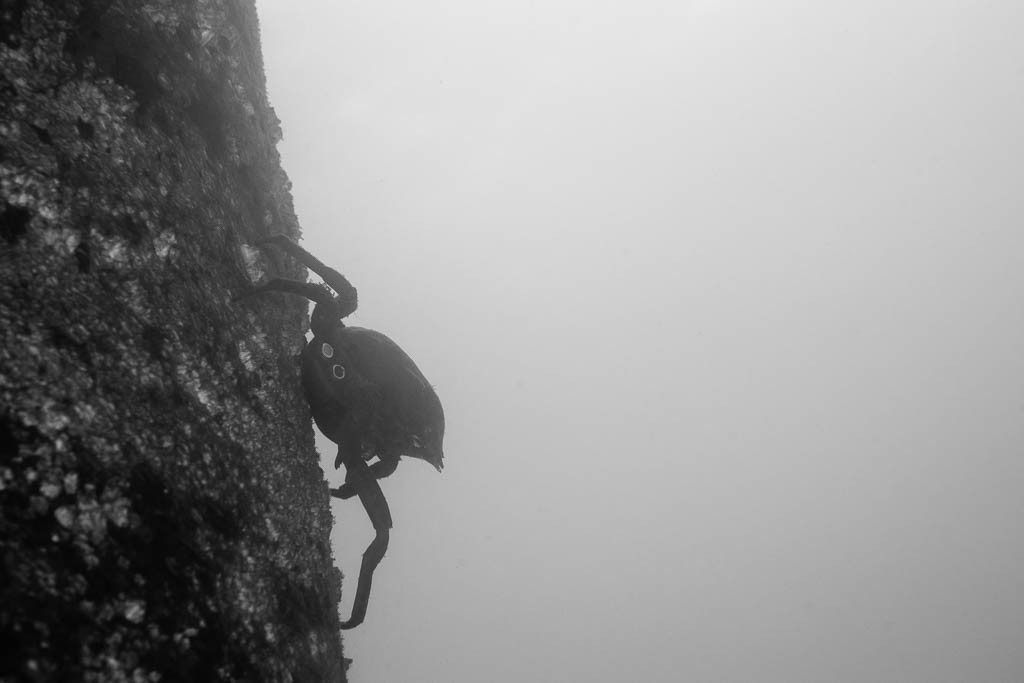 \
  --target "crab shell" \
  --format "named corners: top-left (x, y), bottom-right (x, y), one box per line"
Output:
top-left (301, 323), bottom-right (445, 472)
